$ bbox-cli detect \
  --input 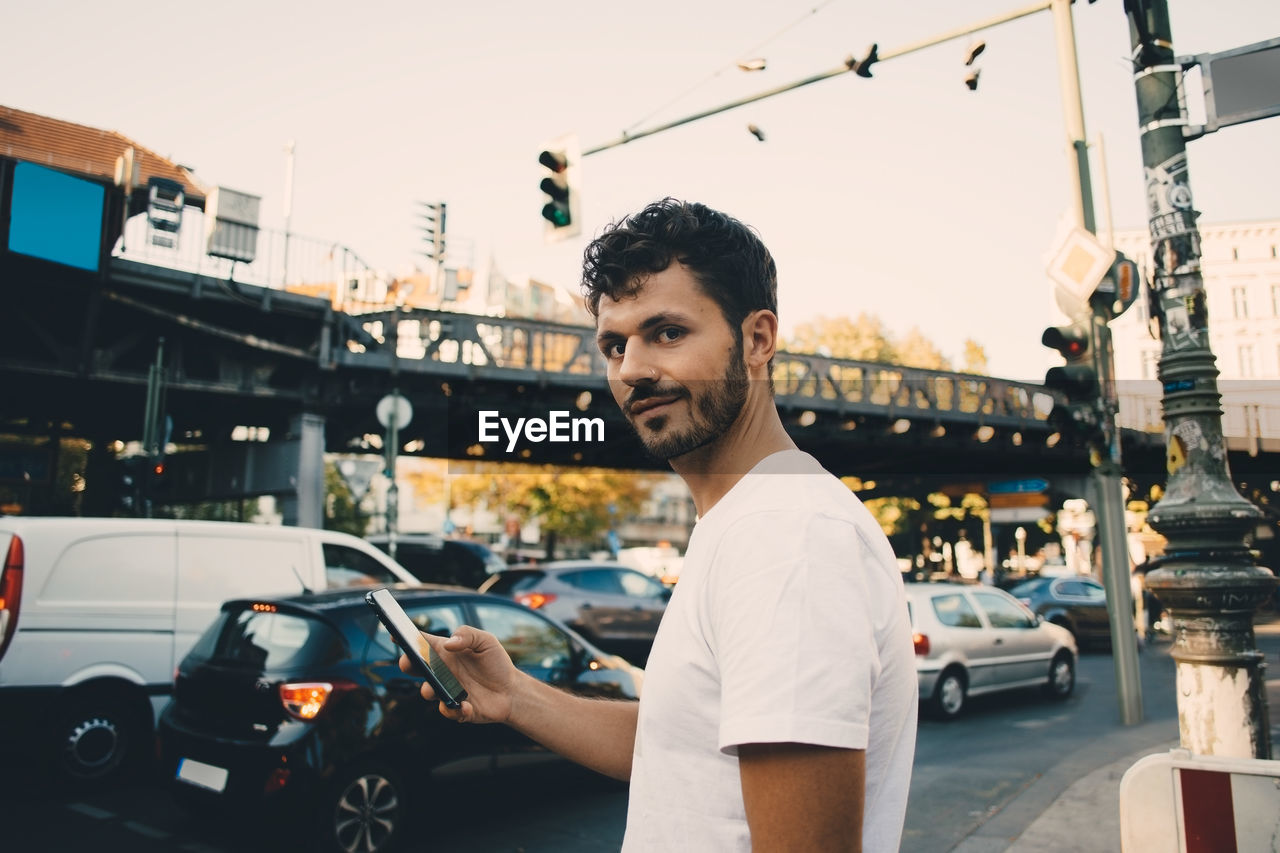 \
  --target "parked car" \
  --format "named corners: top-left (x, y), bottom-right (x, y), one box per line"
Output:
top-left (158, 584), bottom-right (642, 853)
top-left (367, 533), bottom-right (505, 588)
top-left (479, 561), bottom-right (671, 666)
top-left (1007, 575), bottom-right (1113, 648)
top-left (0, 517), bottom-right (419, 786)
top-left (906, 583), bottom-right (1077, 720)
